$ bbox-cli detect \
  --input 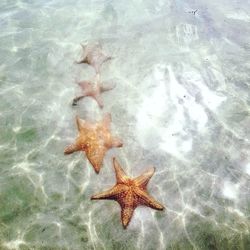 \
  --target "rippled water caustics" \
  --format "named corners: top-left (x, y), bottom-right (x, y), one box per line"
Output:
top-left (0, 0), bottom-right (250, 249)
